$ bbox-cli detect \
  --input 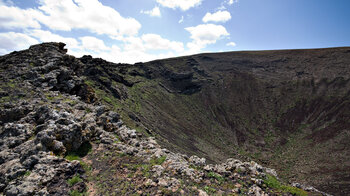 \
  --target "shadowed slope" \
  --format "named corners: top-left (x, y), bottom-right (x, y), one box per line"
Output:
top-left (72, 47), bottom-right (350, 195)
